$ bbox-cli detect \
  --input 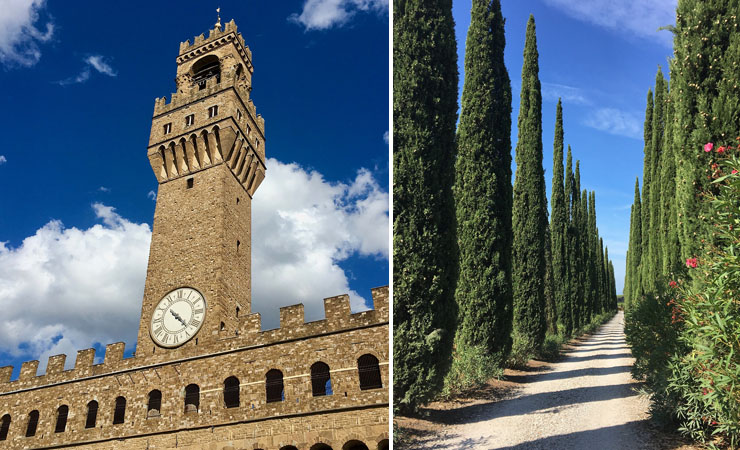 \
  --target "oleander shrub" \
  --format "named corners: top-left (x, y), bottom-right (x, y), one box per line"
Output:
top-left (666, 143), bottom-right (740, 448)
